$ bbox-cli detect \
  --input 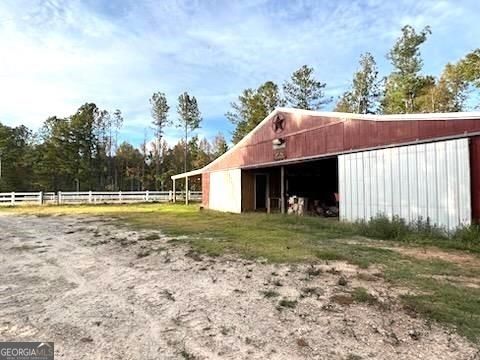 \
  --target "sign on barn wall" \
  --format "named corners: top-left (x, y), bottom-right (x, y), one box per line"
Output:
top-left (273, 138), bottom-right (286, 161)
top-left (272, 114), bottom-right (287, 160)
